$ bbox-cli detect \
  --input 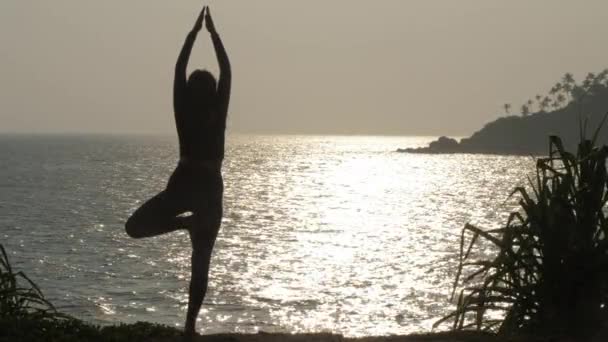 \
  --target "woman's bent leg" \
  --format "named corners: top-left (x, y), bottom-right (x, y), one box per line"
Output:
top-left (184, 213), bottom-right (221, 335)
top-left (125, 190), bottom-right (189, 239)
